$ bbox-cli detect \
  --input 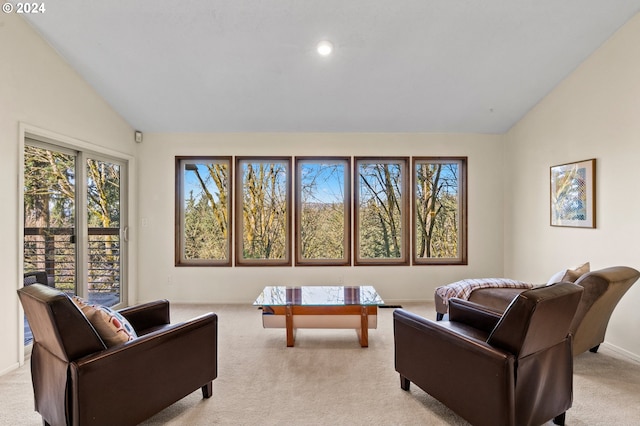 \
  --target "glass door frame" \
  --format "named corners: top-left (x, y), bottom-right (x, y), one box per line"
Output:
top-left (18, 124), bottom-right (134, 365)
